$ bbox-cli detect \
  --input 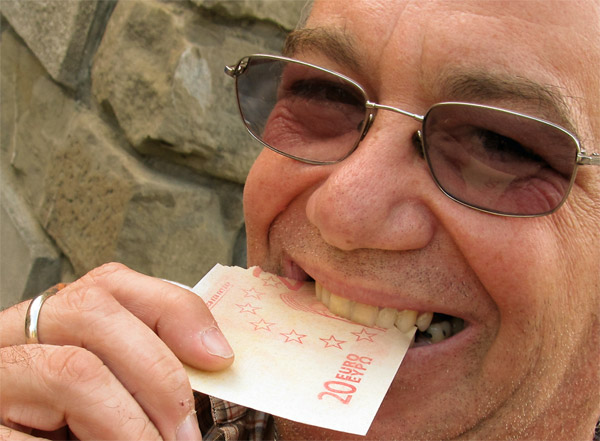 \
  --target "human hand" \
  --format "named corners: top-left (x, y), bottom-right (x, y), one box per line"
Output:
top-left (0, 262), bottom-right (234, 440)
